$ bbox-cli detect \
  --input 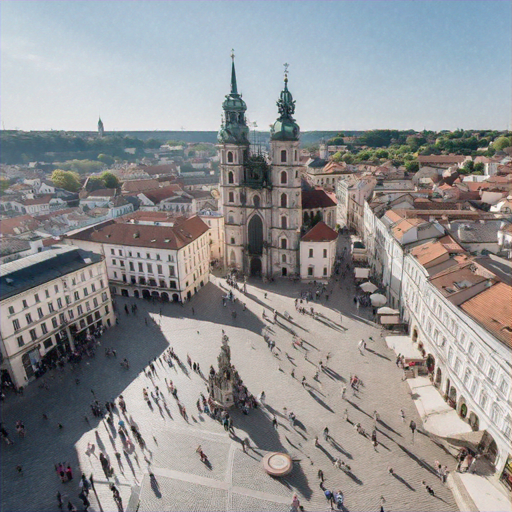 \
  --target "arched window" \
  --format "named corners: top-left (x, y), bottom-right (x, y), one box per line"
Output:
top-left (491, 403), bottom-right (501, 424)
top-left (280, 171), bottom-right (288, 184)
top-left (281, 150), bottom-right (287, 163)
top-left (463, 368), bottom-right (472, 388)
top-left (281, 254), bottom-right (287, 263)
top-left (253, 195), bottom-right (260, 208)
top-left (228, 191), bottom-right (234, 203)
top-left (229, 250), bottom-right (236, 265)
top-left (281, 216), bottom-right (287, 229)
top-left (228, 211), bottom-right (235, 224)
top-left (227, 151), bottom-right (234, 163)
top-left (294, 150), bottom-right (297, 161)
top-left (228, 171), bottom-right (234, 184)
top-left (280, 238), bottom-right (287, 249)
top-left (280, 193), bottom-right (287, 208)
